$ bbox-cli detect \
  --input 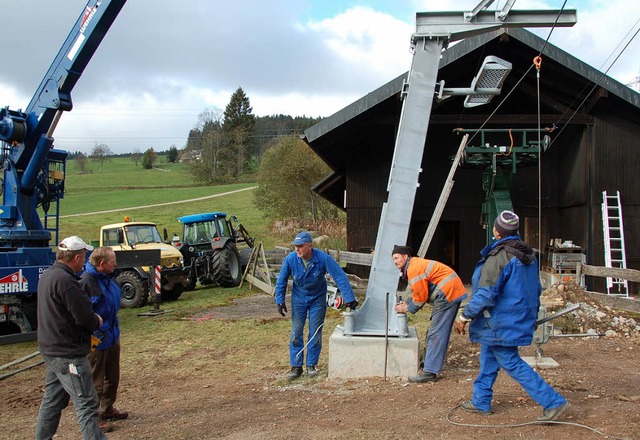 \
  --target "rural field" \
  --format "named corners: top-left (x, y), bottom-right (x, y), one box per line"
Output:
top-left (1, 157), bottom-right (639, 439)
